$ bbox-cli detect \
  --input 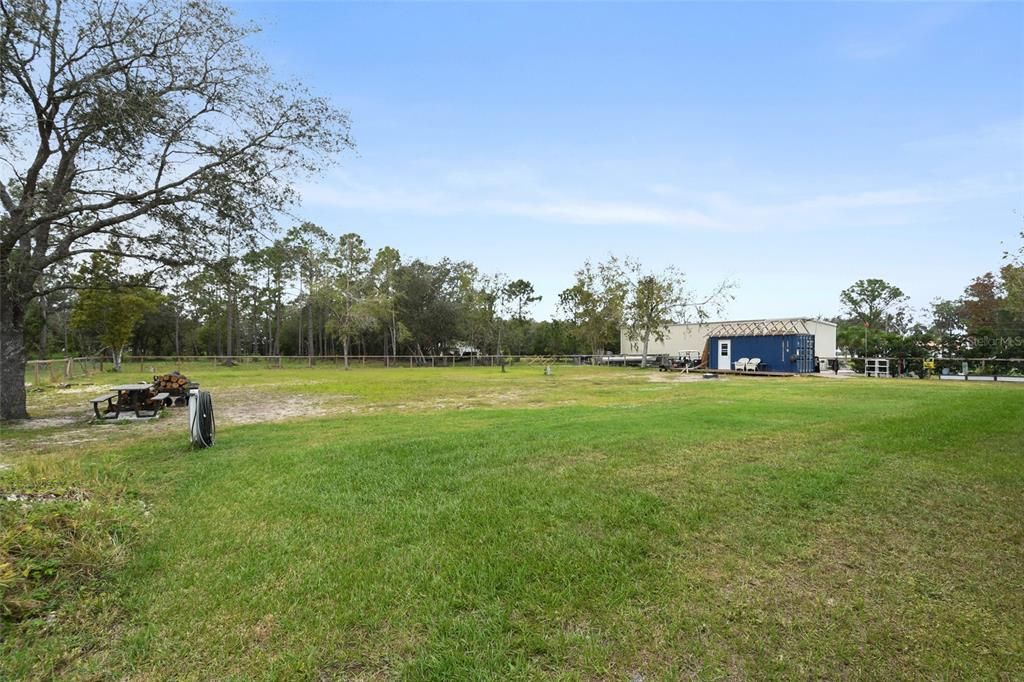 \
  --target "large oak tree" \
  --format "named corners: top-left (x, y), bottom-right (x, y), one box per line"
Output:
top-left (0, 0), bottom-right (352, 418)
